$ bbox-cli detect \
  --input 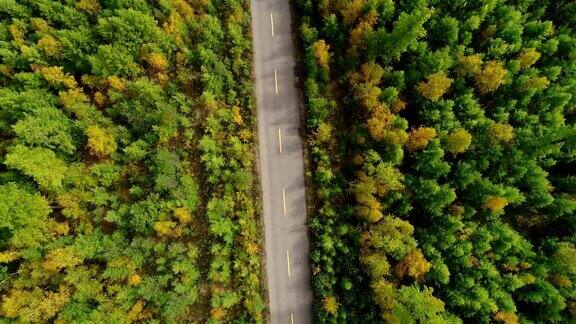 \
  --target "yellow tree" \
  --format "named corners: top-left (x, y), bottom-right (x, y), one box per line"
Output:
top-left (38, 35), bottom-right (62, 58)
top-left (106, 76), bottom-right (127, 91)
top-left (8, 23), bottom-right (25, 47)
top-left (489, 123), bottom-right (514, 143)
top-left (43, 247), bottom-right (83, 271)
top-left (416, 72), bottom-right (453, 102)
top-left (210, 307), bottom-right (226, 321)
top-left (173, 207), bottom-right (192, 224)
top-left (75, 0), bottom-right (101, 14)
top-left (86, 126), bottom-right (117, 158)
top-left (371, 281), bottom-right (398, 316)
top-left (232, 106), bottom-right (243, 125)
top-left (353, 172), bottom-right (384, 223)
top-left (30, 18), bottom-right (50, 33)
top-left (172, 0), bottom-right (195, 21)
top-left (164, 13), bottom-right (186, 47)
top-left (357, 203), bottom-right (383, 223)
top-left (323, 296), bottom-right (338, 315)
top-left (522, 76), bottom-right (550, 91)
top-left (0, 251), bottom-right (20, 263)
top-left (147, 52), bottom-right (169, 72)
top-left (360, 61), bottom-right (383, 85)
top-left (394, 249), bottom-right (431, 280)
top-left (128, 274), bottom-right (142, 285)
top-left (348, 11), bottom-right (378, 54)
top-left (57, 192), bottom-right (85, 219)
top-left (457, 53), bottom-right (483, 76)
top-left (475, 61), bottom-right (508, 93)
top-left (1, 286), bottom-right (71, 322)
top-left (367, 105), bottom-right (394, 141)
top-left (59, 88), bottom-right (89, 110)
top-left (552, 242), bottom-right (576, 275)
top-left (126, 300), bottom-right (146, 322)
top-left (93, 91), bottom-right (106, 107)
top-left (445, 128), bottom-right (472, 154)
top-left (340, 0), bottom-right (363, 26)
top-left (314, 39), bottom-right (330, 69)
top-left (34, 66), bottom-right (77, 88)
top-left (390, 99), bottom-right (407, 113)
top-left (315, 122), bottom-right (333, 144)
top-left (517, 48), bottom-right (541, 69)
top-left (484, 196), bottom-right (509, 212)
top-left (493, 311), bottom-right (519, 324)
top-left (154, 220), bottom-right (177, 237)
top-left (355, 83), bottom-right (381, 111)
top-left (406, 127), bottom-right (437, 151)
top-left (361, 253), bottom-right (391, 278)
